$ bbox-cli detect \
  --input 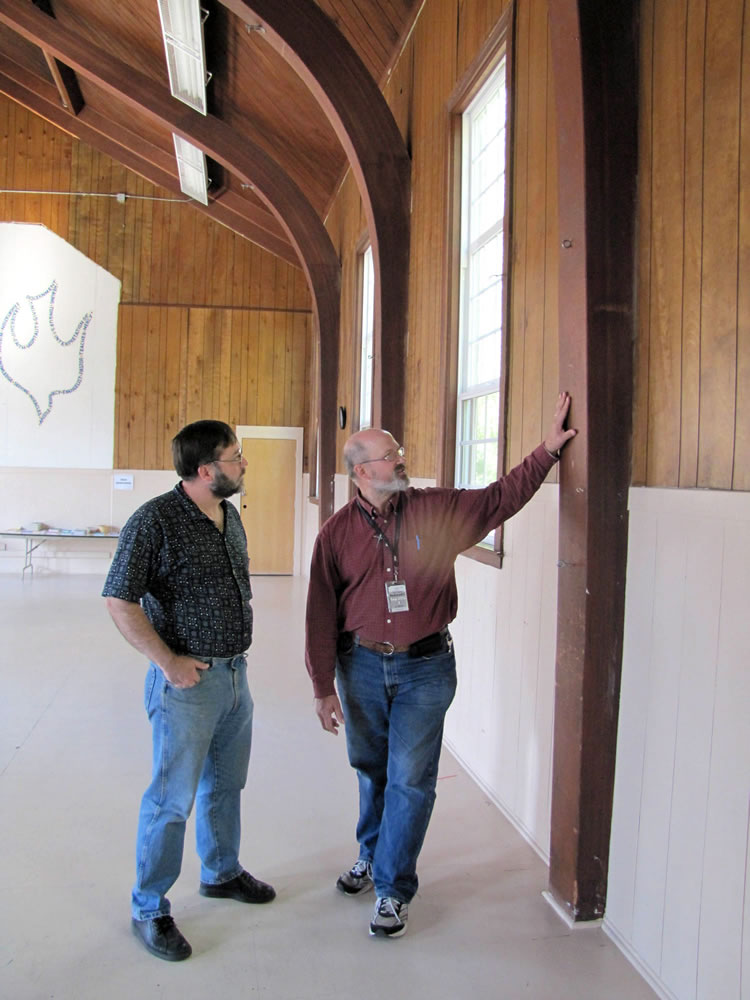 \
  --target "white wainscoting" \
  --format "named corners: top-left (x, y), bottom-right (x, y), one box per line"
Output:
top-left (605, 487), bottom-right (750, 1000)
top-left (301, 473), bottom-right (319, 576)
top-left (444, 483), bottom-right (560, 859)
top-left (300, 477), bottom-right (750, 1000)
top-left (0, 468), bottom-right (178, 574)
